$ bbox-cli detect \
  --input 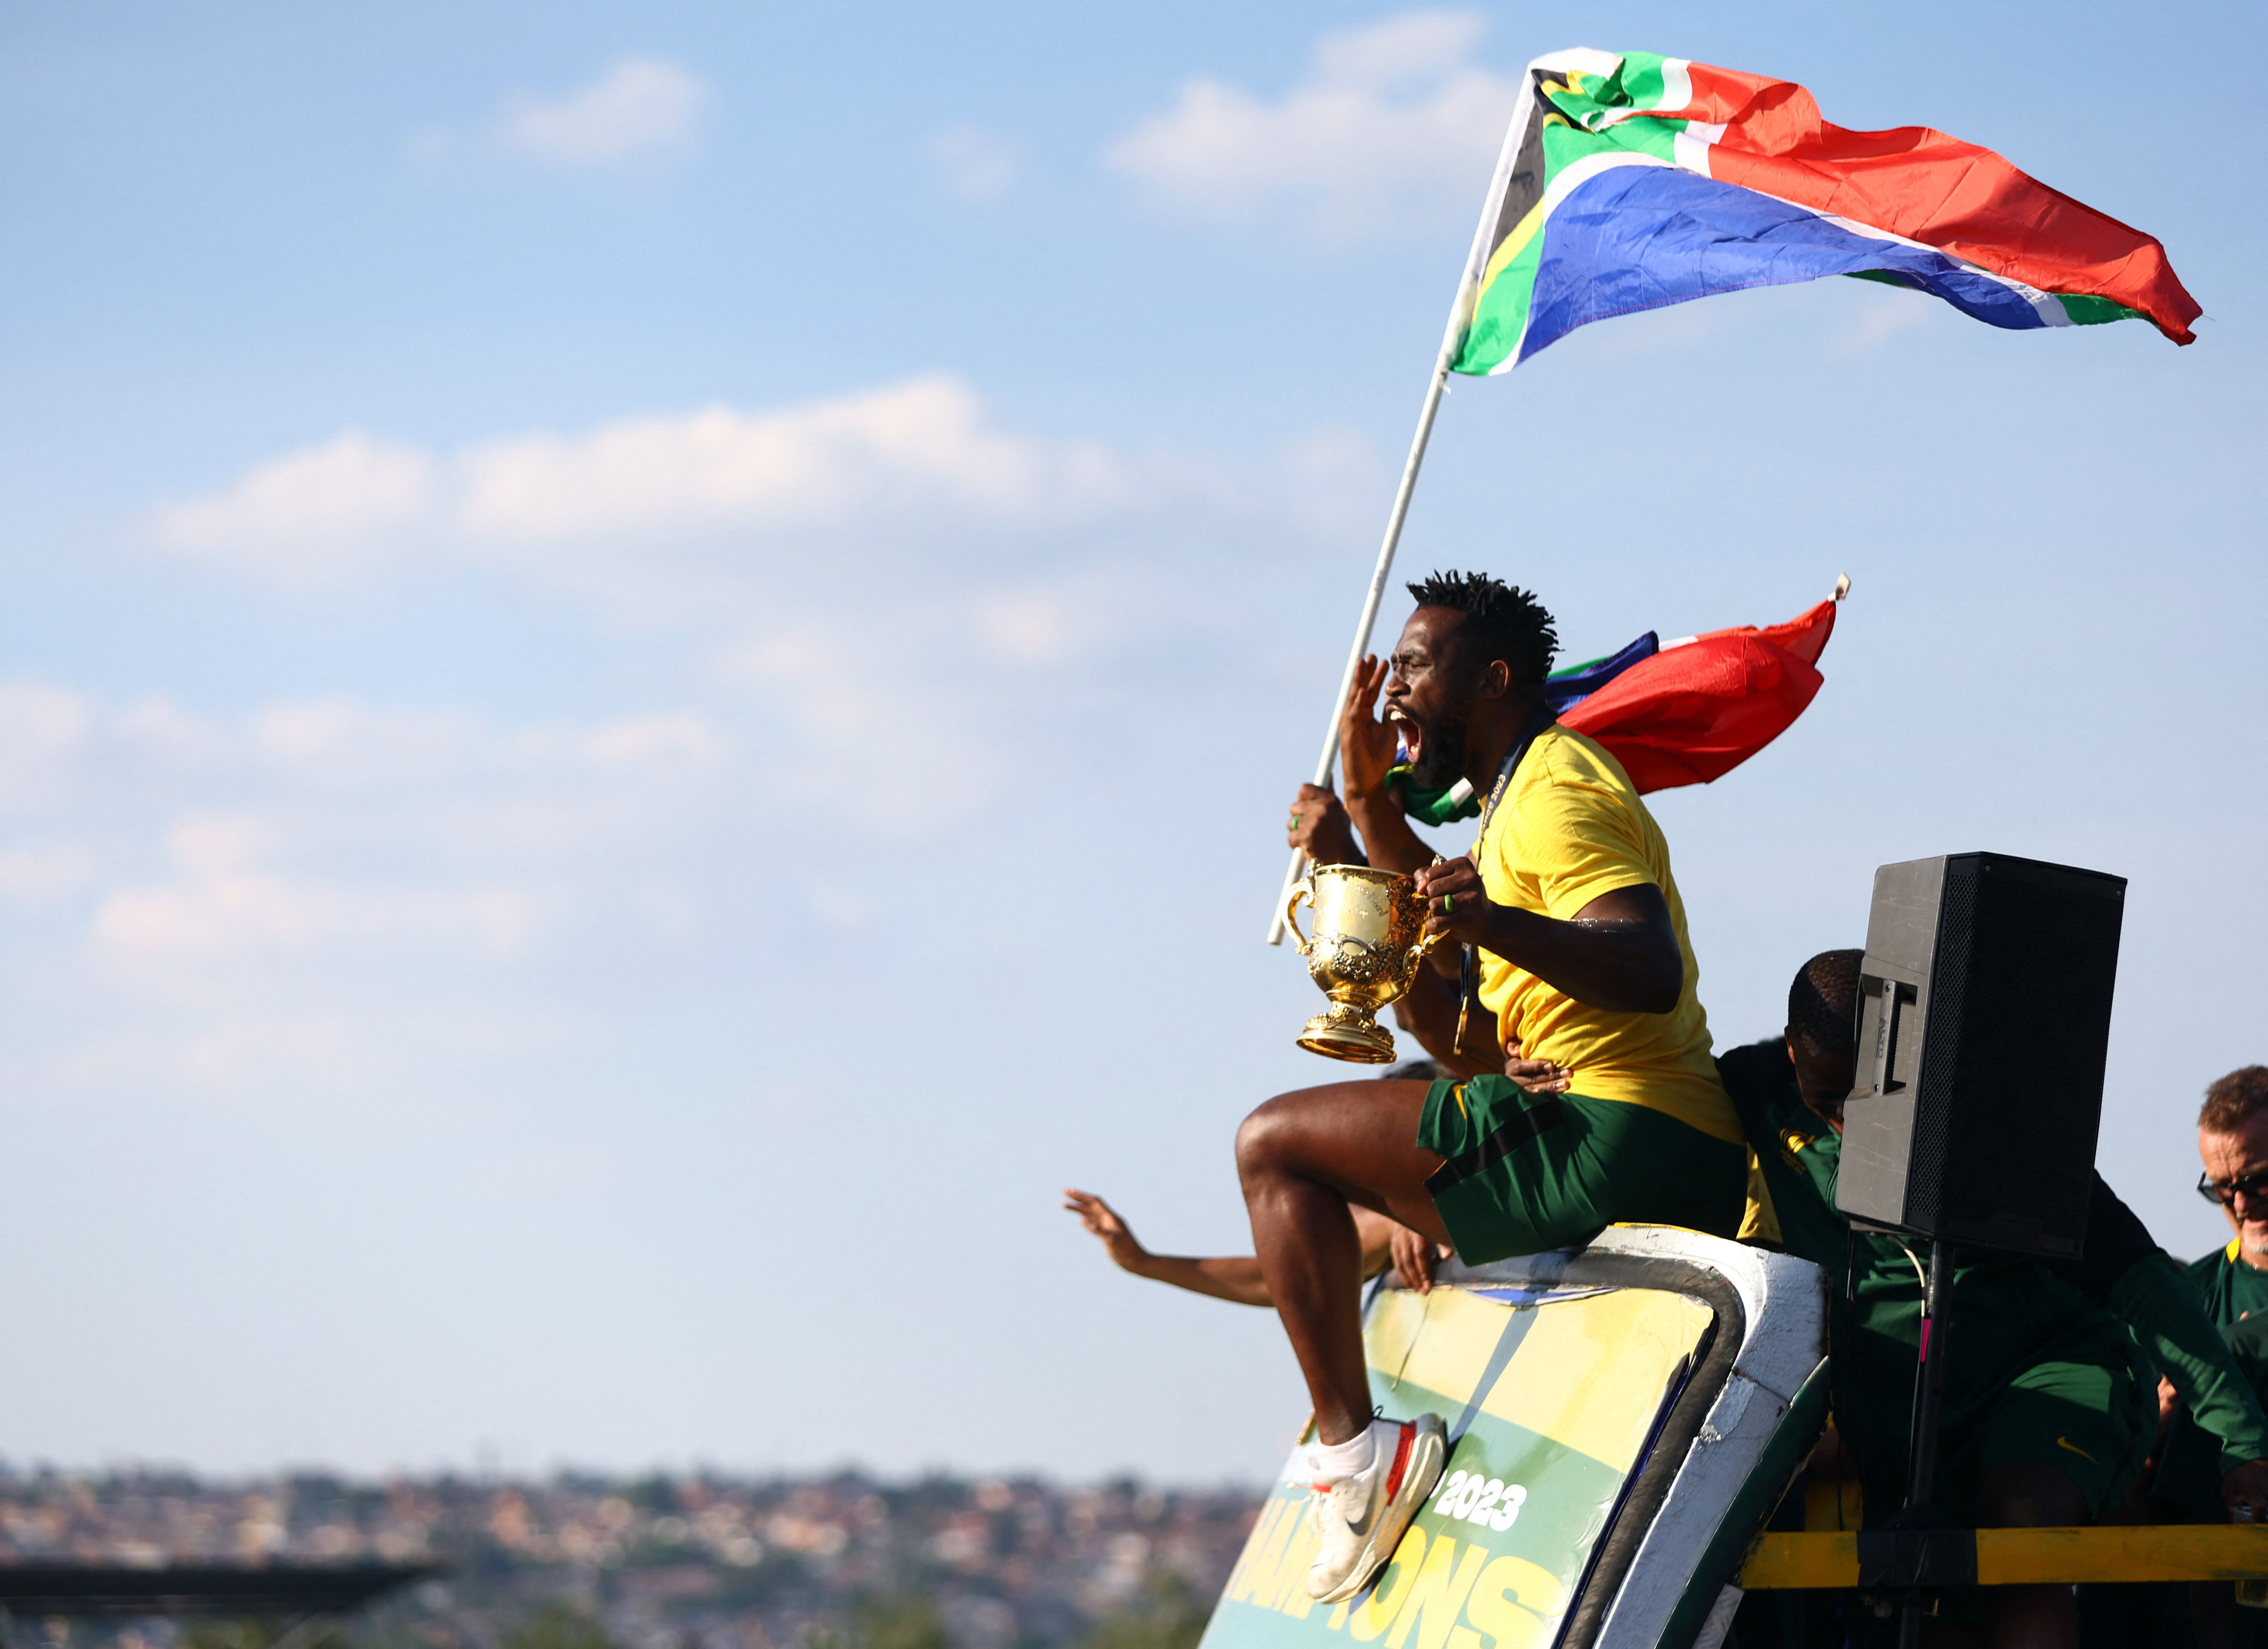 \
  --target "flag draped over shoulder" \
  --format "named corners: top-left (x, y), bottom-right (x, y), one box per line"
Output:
top-left (1454, 50), bottom-right (2200, 373)
top-left (1559, 598), bottom-right (1836, 793)
top-left (1392, 595), bottom-right (1840, 822)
